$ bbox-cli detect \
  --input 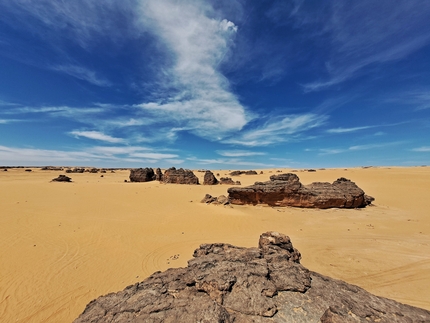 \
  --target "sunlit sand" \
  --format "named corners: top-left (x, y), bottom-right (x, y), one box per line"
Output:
top-left (1, 166), bottom-right (429, 322)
